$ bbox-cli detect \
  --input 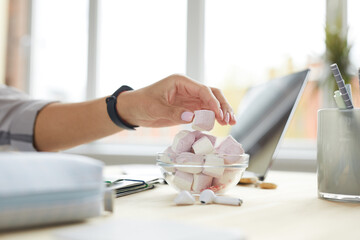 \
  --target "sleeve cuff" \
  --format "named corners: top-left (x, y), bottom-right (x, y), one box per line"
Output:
top-left (9, 100), bottom-right (55, 151)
